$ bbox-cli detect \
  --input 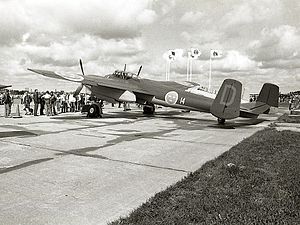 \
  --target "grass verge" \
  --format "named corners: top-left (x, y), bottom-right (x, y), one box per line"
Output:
top-left (109, 128), bottom-right (300, 225)
top-left (277, 113), bottom-right (300, 123)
